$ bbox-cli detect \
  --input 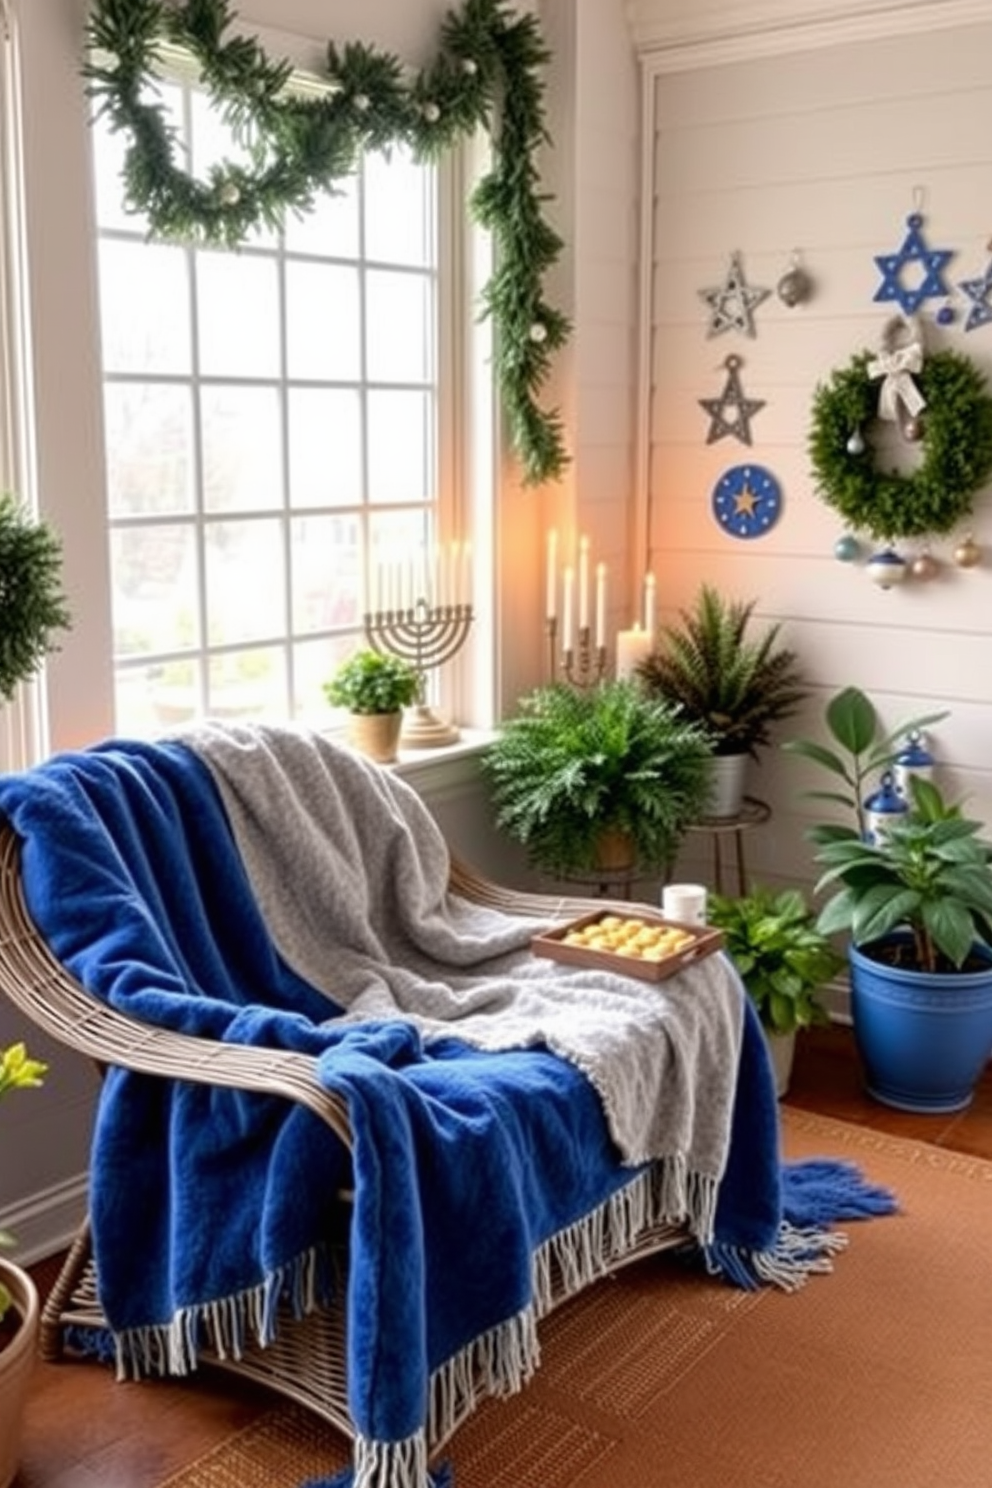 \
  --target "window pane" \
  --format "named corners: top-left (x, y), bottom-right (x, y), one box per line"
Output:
top-left (116, 659), bottom-right (203, 736)
top-left (204, 518), bottom-right (286, 645)
top-left (366, 270), bottom-right (434, 384)
top-left (104, 383), bottom-right (194, 517)
top-left (201, 386), bottom-right (283, 512)
top-left (284, 176), bottom-right (360, 260)
top-left (368, 390), bottom-right (433, 503)
top-left (291, 513), bottom-right (360, 633)
top-left (110, 523), bottom-right (199, 656)
top-left (293, 635), bottom-right (352, 723)
top-left (288, 388), bottom-right (362, 508)
top-left (196, 253), bottom-right (281, 377)
top-left (285, 261), bottom-right (361, 381)
top-left (365, 146), bottom-right (432, 266)
top-left (208, 646), bottom-right (286, 719)
top-left (99, 239), bottom-right (191, 375)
